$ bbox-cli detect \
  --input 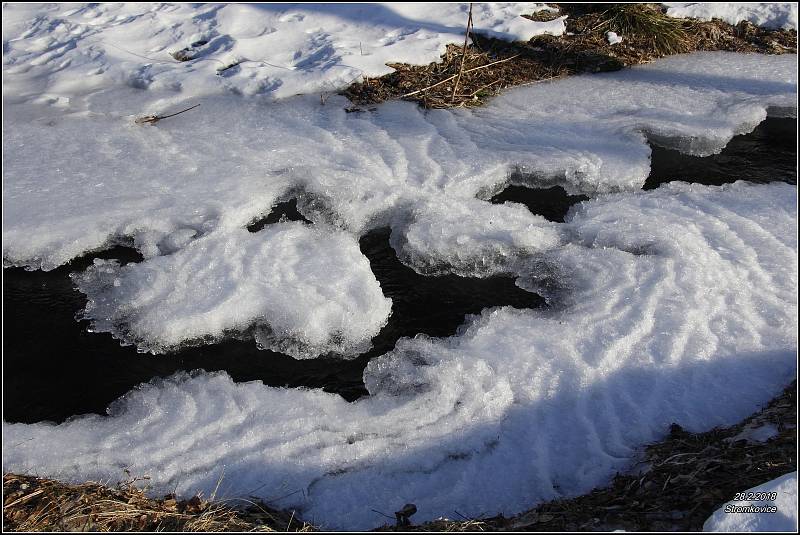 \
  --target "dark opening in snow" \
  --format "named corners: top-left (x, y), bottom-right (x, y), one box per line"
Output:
top-left (490, 185), bottom-right (590, 222)
top-left (3, 227), bottom-right (543, 424)
top-left (3, 117), bottom-right (795, 424)
top-left (644, 117), bottom-right (797, 190)
top-left (246, 198), bottom-right (311, 232)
